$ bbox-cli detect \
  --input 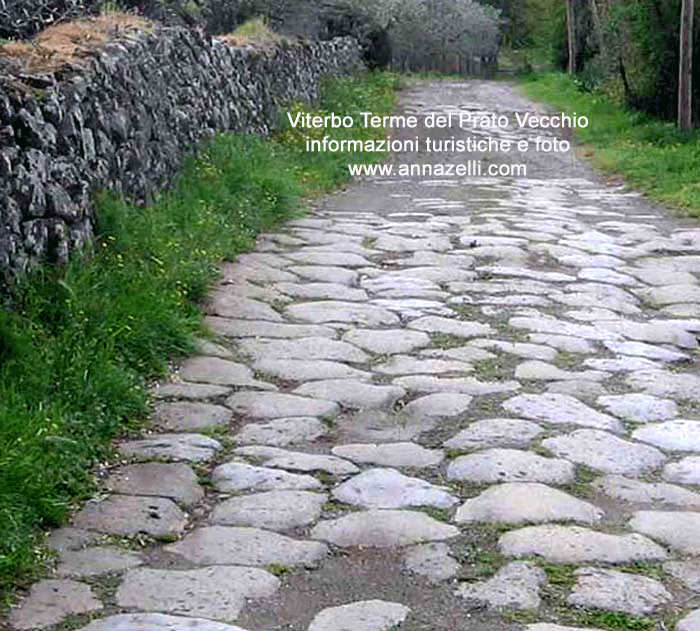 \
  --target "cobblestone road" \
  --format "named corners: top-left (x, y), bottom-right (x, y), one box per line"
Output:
top-left (9, 79), bottom-right (700, 631)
